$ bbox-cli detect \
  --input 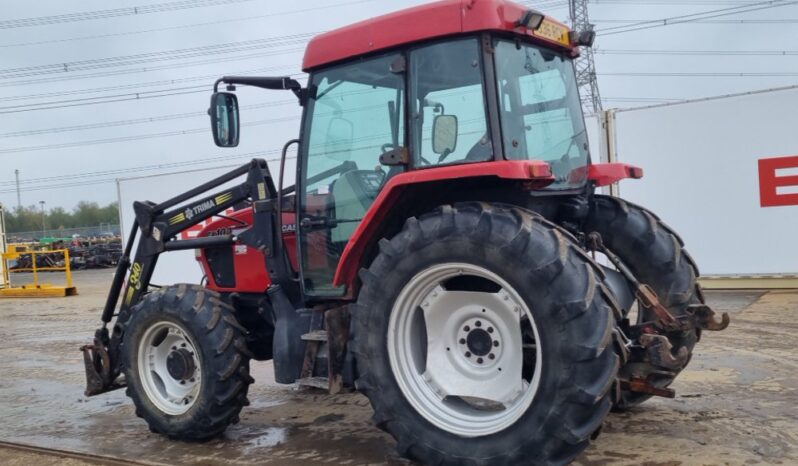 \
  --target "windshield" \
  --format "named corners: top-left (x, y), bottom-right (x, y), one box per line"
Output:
top-left (494, 39), bottom-right (589, 189)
